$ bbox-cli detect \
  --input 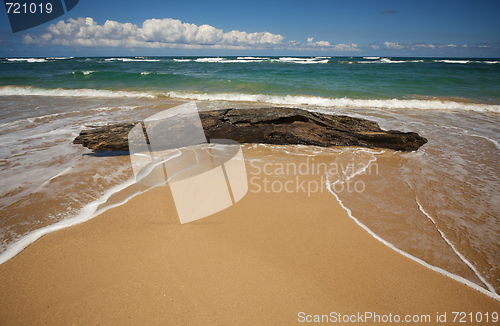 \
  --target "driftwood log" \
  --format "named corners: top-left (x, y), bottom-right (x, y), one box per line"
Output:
top-left (73, 107), bottom-right (427, 152)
